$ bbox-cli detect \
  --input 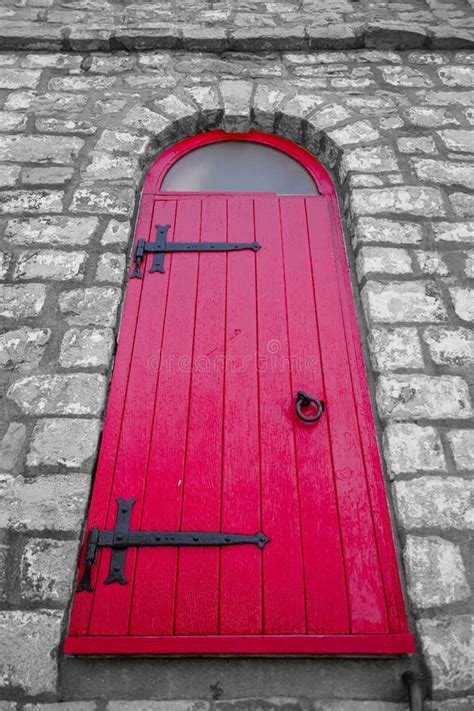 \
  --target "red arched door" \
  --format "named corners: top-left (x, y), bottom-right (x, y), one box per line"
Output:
top-left (65, 131), bottom-right (415, 655)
